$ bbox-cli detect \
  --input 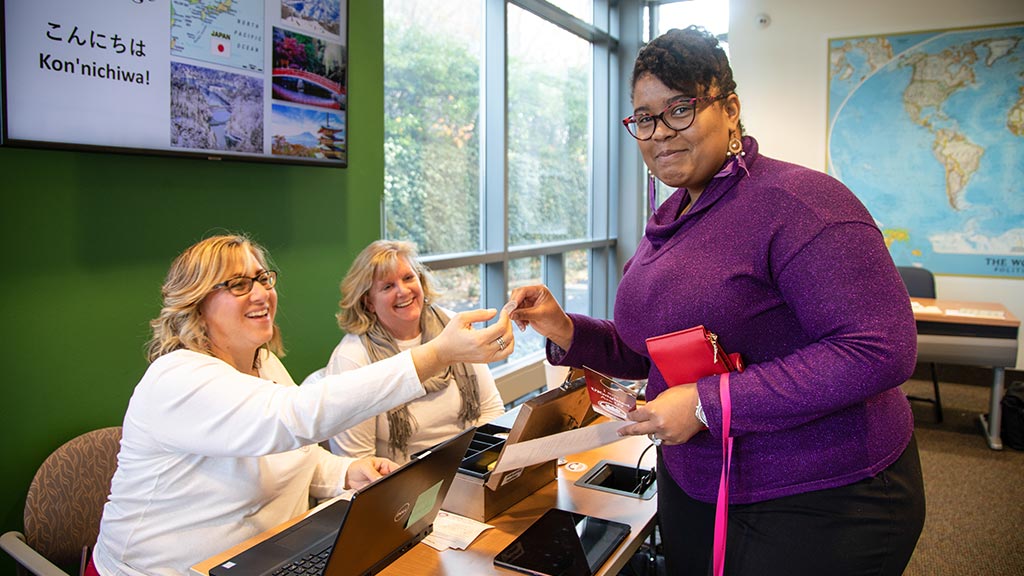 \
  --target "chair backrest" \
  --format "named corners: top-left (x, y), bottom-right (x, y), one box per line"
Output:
top-left (301, 367), bottom-right (328, 386)
top-left (23, 426), bottom-right (122, 567)
top-left (896, 266), bottom-right (936, 299)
